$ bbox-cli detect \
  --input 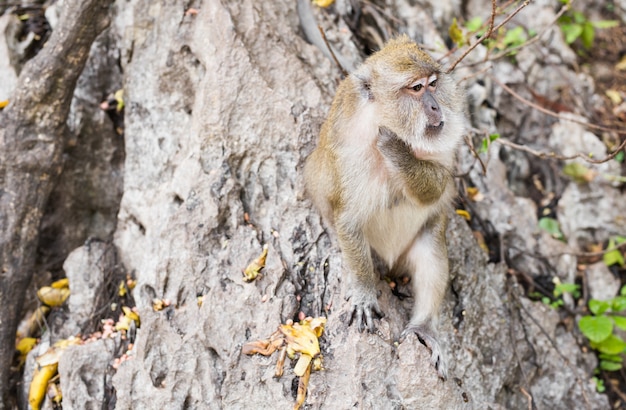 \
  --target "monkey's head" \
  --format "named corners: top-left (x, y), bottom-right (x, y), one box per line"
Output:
top-left (352, 35), bottom-right (465, 156)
